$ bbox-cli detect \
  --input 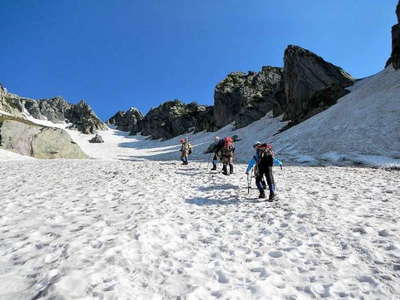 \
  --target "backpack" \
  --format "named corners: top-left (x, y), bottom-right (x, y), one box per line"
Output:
top-left (220, 137), bottom-right (234, 156)
top-left (256, 144), bottom-right (274, 169)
